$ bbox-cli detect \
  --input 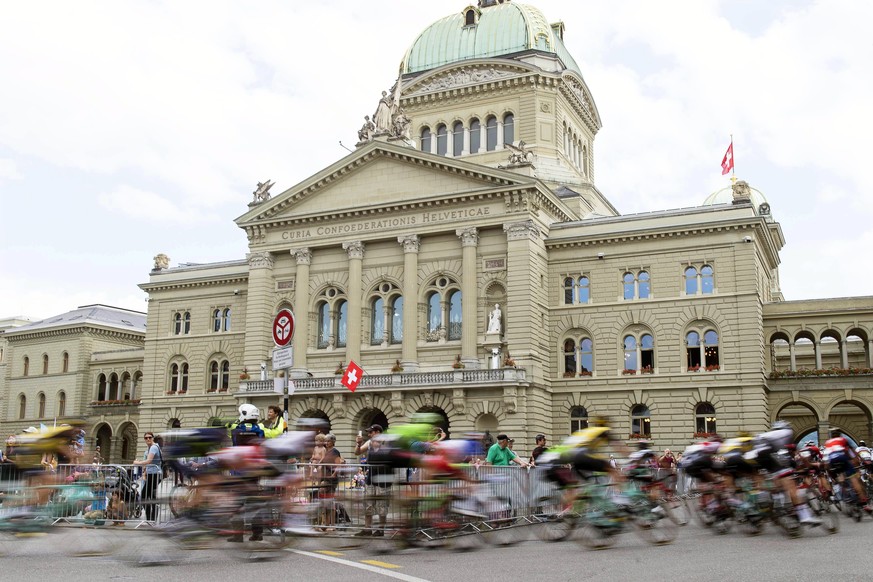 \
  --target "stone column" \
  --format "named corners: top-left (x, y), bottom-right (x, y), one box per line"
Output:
top-left (343, 241), bottom-right (364, 364)
top-left (504, 220), bottom-right (545, 372)
top-left (462, 127), bottom-right (470, 155)
top-left (789, 342), bottom-right (796, 371)
top-left (456, 228), bottom-right (479, 368)
top-left (291, 248), bottom-right (311, 376)
top-left (817, 420), bottom-right (830, 445)
top-left (840, 339), bottom-right (849, 369)
top-left (479, 123), bottom-right (486, 153)
top-left (244, 251), bottom-right (275, 369)
top-left (814, 341), bottom-right (822, 369)
top-left (868, 340), bottom-right (873, 367)
top-left (496, 121), bottom-right (504, 150)
top-left (398, 235), bottom-right (420, 371)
